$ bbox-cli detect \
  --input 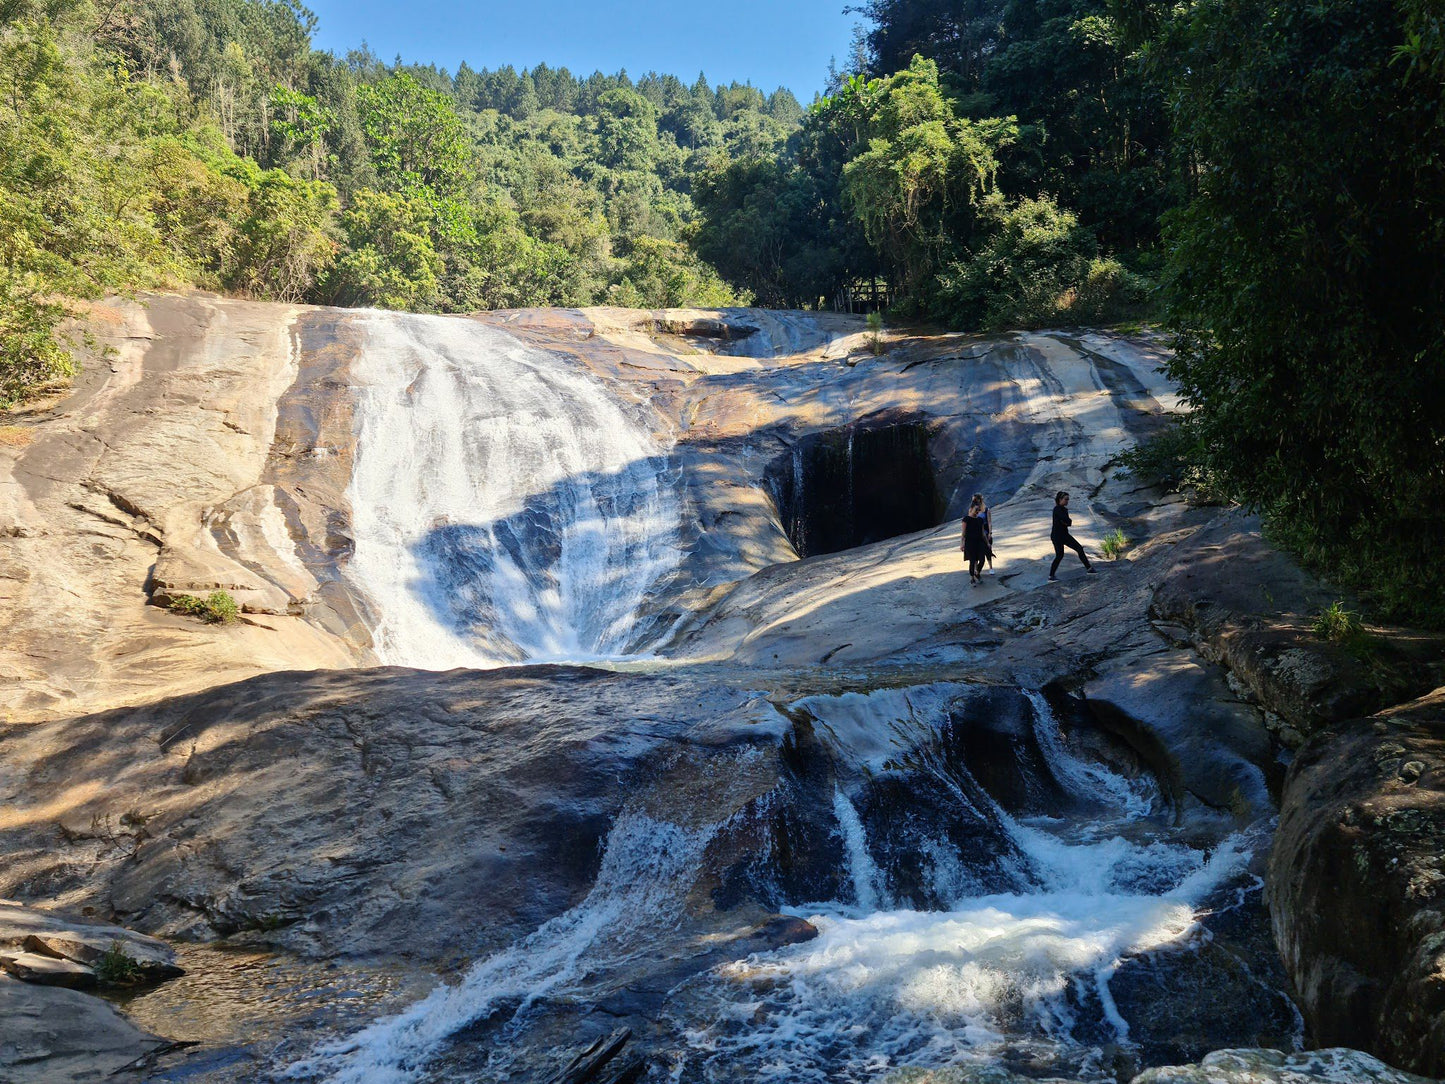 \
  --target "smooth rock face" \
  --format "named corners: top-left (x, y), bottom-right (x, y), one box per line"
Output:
top-left (0, 973), bottom-right (164, 1082)
top-left (0, 296), bottom-right (358, 723)
top-left (1132, 1047), bottom-right (1438, 1083)
top-left (1268, 687), bottom-right (1445, 1077)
